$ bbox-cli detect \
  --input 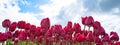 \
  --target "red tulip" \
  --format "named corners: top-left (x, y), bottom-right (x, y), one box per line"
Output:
top-left (64, 26), bottom-right (73, 35)
top-left (110, 31), bottom-right (119, 41)
top-left (53, 25), bottom-right (62, 34)
top-left (35, 27), bottom-right (41, 36)
top-left (60, 29), bottom-right (66, 37)
top-left (9, 22), bottom-right (17, 32)
top-left (86, 31), bottom-right (94, 42)
top-left (25, 23), bottom-right (31, 30)
top-left (102, 34), bottom-right (110, 42)
top-left (18, 31), bottom-right (27, 41)
top-left (82, 30), bottom-right (88, 36)
top-left (81, 16), bottom-right (87, 25)
top-left (37, 36), bottom-right (43, 43)
top-left (17, 20), bottom-right (26, 29)
top-left (84, 16), bottom-right (94, 26)
top-left (98, 26), bottom-right (106, 35)
top-left (73, 23), bottom-right (81, 33)
top-left (93, 21), bottom-right (101, 29)
top-left (75, 33), bottom-right (85, 42)
top-left (93, 28), bottom-right (100, 37)
top-left (40, 18), bottom-right (50, 30)
top-left (67, 21), bottom-right (72, 28)
top-left (49, 37), bottom-right (55, 43)
top-left (72, 37), bottom-right (77, 43)
top-left (40, 28), bottom-right (45, 36)
top-left (30, 25), bottom-right (36, 35)
top-left (13, 30), bottom-right (20, 38)
top-left (95, 37), bottom-right (101, 44)
top-left (46, 29), bottom-right (53, 37)
top-left (0, 32), bottom-right (8, 42)
top-left (2, 19), bottom-right (11, 28)
top-left (6, 31), bottom-right (12, 39)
